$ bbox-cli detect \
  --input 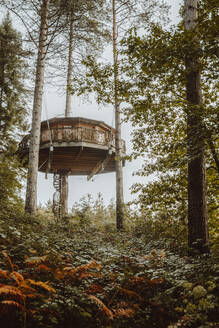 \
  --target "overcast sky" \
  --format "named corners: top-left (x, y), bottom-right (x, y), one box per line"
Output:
top-left (1, 1), bottom-right (182, 209)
